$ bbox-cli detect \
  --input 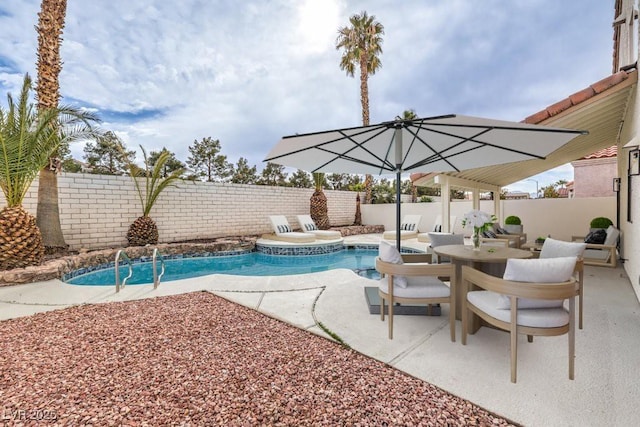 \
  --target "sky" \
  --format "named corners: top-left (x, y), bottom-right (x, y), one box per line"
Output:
top-left (0, 0), bottom-right (616, 194)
